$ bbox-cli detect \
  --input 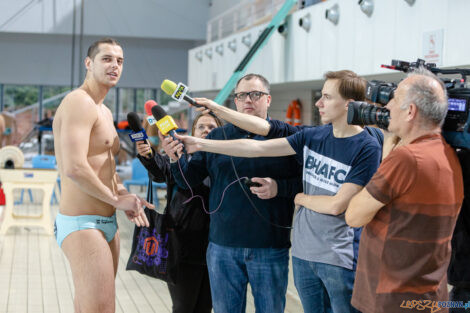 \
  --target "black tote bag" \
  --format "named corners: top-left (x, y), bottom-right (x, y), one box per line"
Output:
top-left (126, 178), bottom-right (179, 283)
